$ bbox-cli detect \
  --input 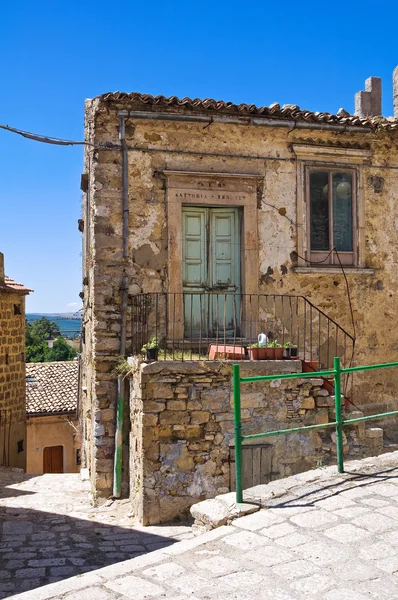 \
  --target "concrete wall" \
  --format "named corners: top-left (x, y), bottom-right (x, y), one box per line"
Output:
top-left (26, 415), bottom-right (80, 474)
top-left (81, 97), bottom-right (398, 498)
top-left (0, 291), bottom-right (27, 469)
top-left (129, 359), bottom-right (378, 525)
